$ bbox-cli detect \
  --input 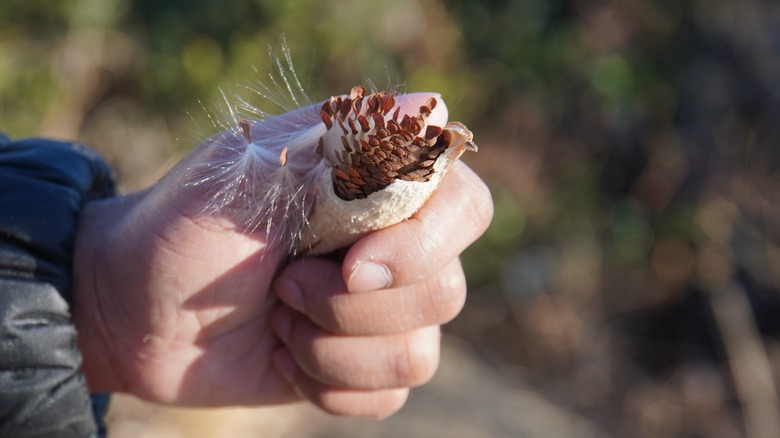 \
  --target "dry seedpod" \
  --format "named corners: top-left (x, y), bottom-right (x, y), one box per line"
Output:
top-left (186, 84), bottom-right (476, 256)
top-left (300, 86), bottom-right (476, 255)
